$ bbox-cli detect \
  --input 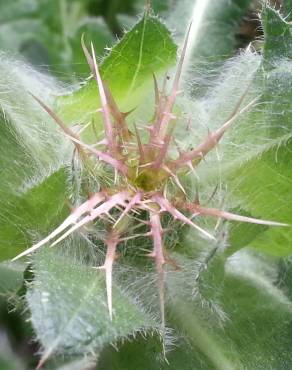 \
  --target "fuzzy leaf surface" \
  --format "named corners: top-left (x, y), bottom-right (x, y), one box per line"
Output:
top-left (0, 113), bottom-right (67, 261)
top-left (0, 54), bottom-right (72, 261)
top-left (0, 168), bottom-right (68, 261)
top-left (225, 6), bottom-right (292, 256)
top-left (96, 250), bottom-right (292, 370)
top-left (27, 249), bottom-right (157, 360)
top-left (262, 6), bottom-right (292, 66)
top-left (228, 139), bottom-right (292, 256)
